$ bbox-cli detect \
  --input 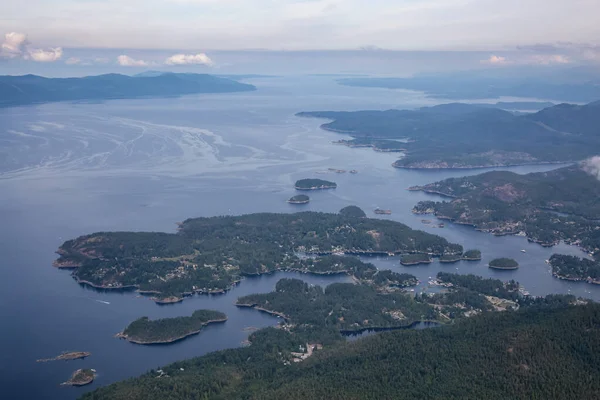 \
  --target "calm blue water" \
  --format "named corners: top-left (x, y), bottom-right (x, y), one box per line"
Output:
top-left (0, 76), bottom-right (594, 399)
